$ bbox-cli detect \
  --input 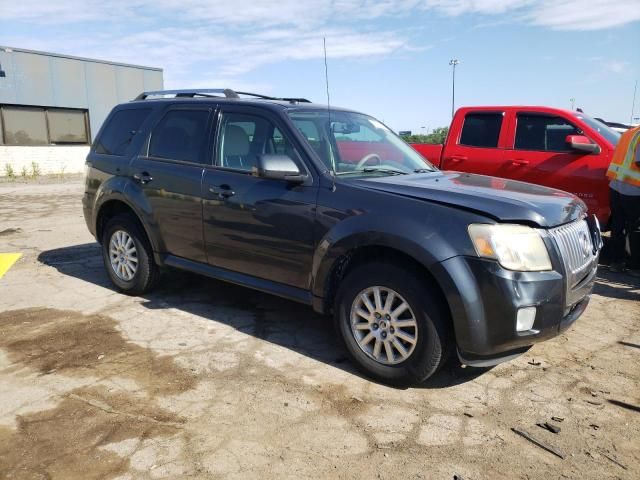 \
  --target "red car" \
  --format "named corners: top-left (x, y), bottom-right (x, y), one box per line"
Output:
top-left (411, 106), bottom-right (621, 226)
